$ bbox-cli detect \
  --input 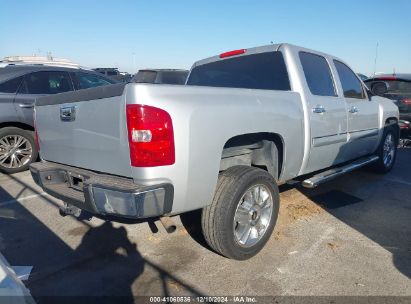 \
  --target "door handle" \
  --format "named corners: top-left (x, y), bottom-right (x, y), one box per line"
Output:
top-left (312, 105), bottom-right (326, 114)
top-left (19, 103), bottom-right (34, 109)
top-left (60, 106), bottom-right (77, 121)
top-left (349, 106), bottom-right (359, 114)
